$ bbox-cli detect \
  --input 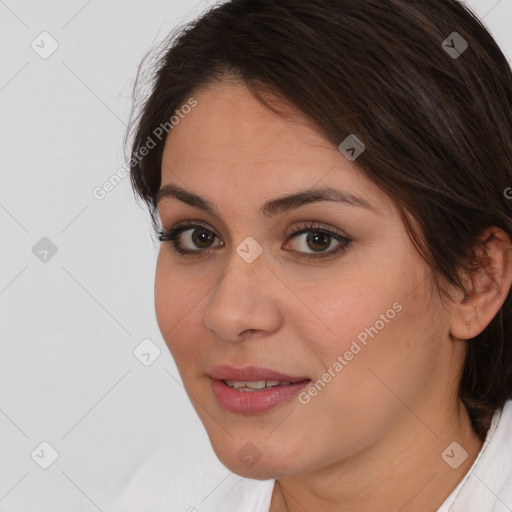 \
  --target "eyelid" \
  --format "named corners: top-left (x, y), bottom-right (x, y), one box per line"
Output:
top-left (158, 219), bottom-right (220, 239)
top-left (285, 221), bottom-right (351, 240)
